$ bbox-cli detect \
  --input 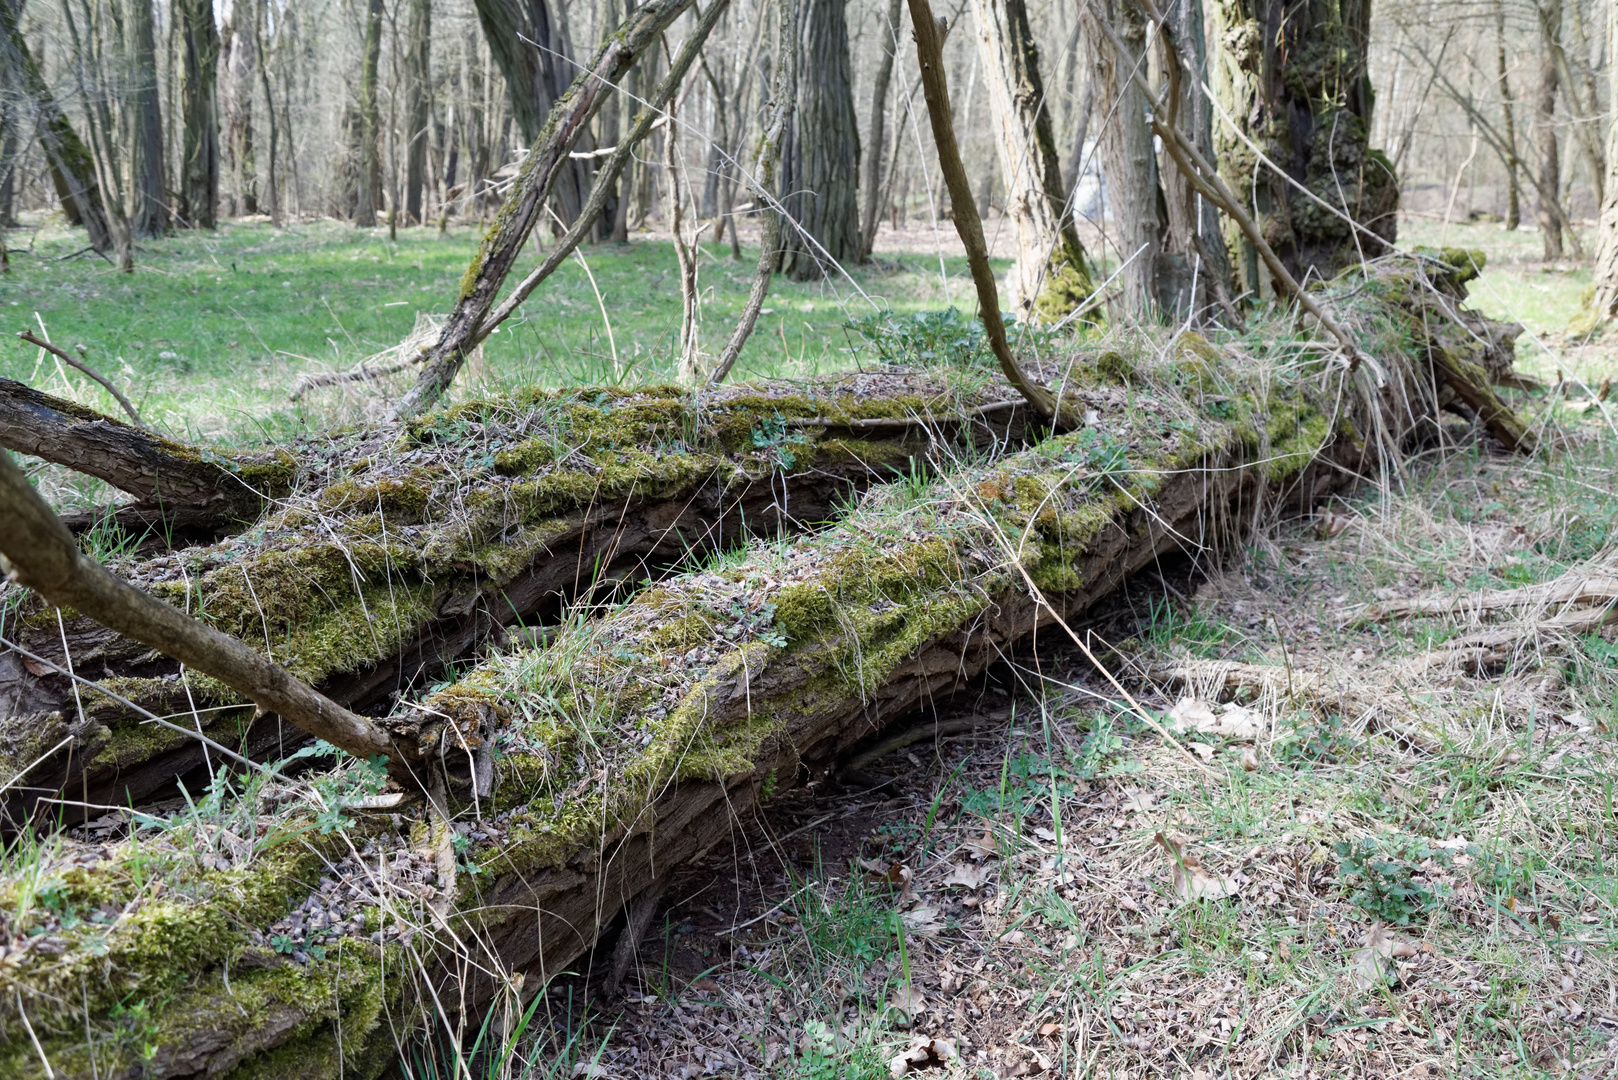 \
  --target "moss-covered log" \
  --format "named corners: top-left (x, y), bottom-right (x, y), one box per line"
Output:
top-left (1, 376), bottom-right (1030, 821)
top-left (0, 254), bottom-right (1534, 1078)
